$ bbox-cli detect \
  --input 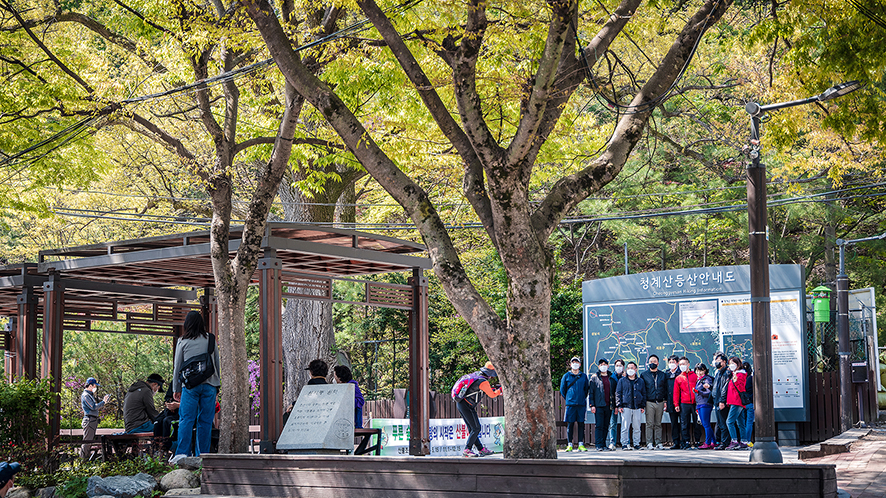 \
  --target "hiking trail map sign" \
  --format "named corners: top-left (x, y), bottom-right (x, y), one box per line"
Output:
top-left (582, 264), bottom-right (808, 422)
